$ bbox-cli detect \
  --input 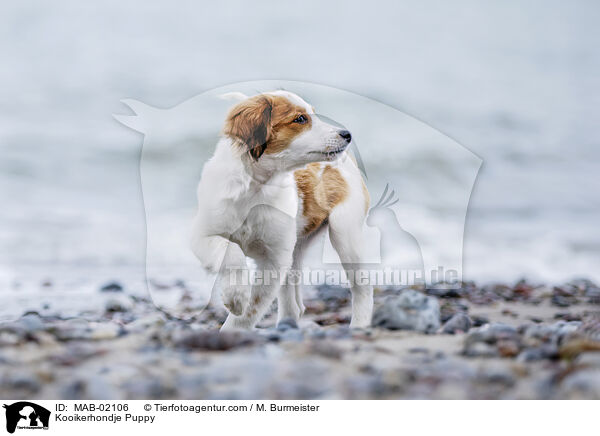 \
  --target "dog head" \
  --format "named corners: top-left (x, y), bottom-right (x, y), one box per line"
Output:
top-left (223, 91), bottom-right (351, 171)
